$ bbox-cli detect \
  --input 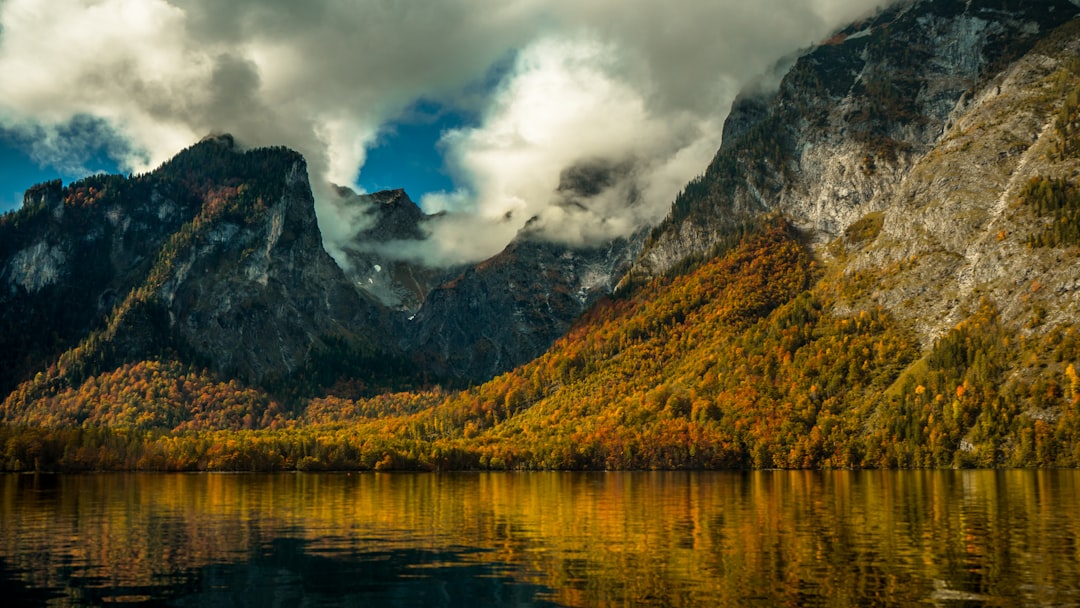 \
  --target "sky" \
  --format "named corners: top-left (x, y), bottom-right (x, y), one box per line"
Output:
top-left (0, 0), bottom-right (893, 267)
